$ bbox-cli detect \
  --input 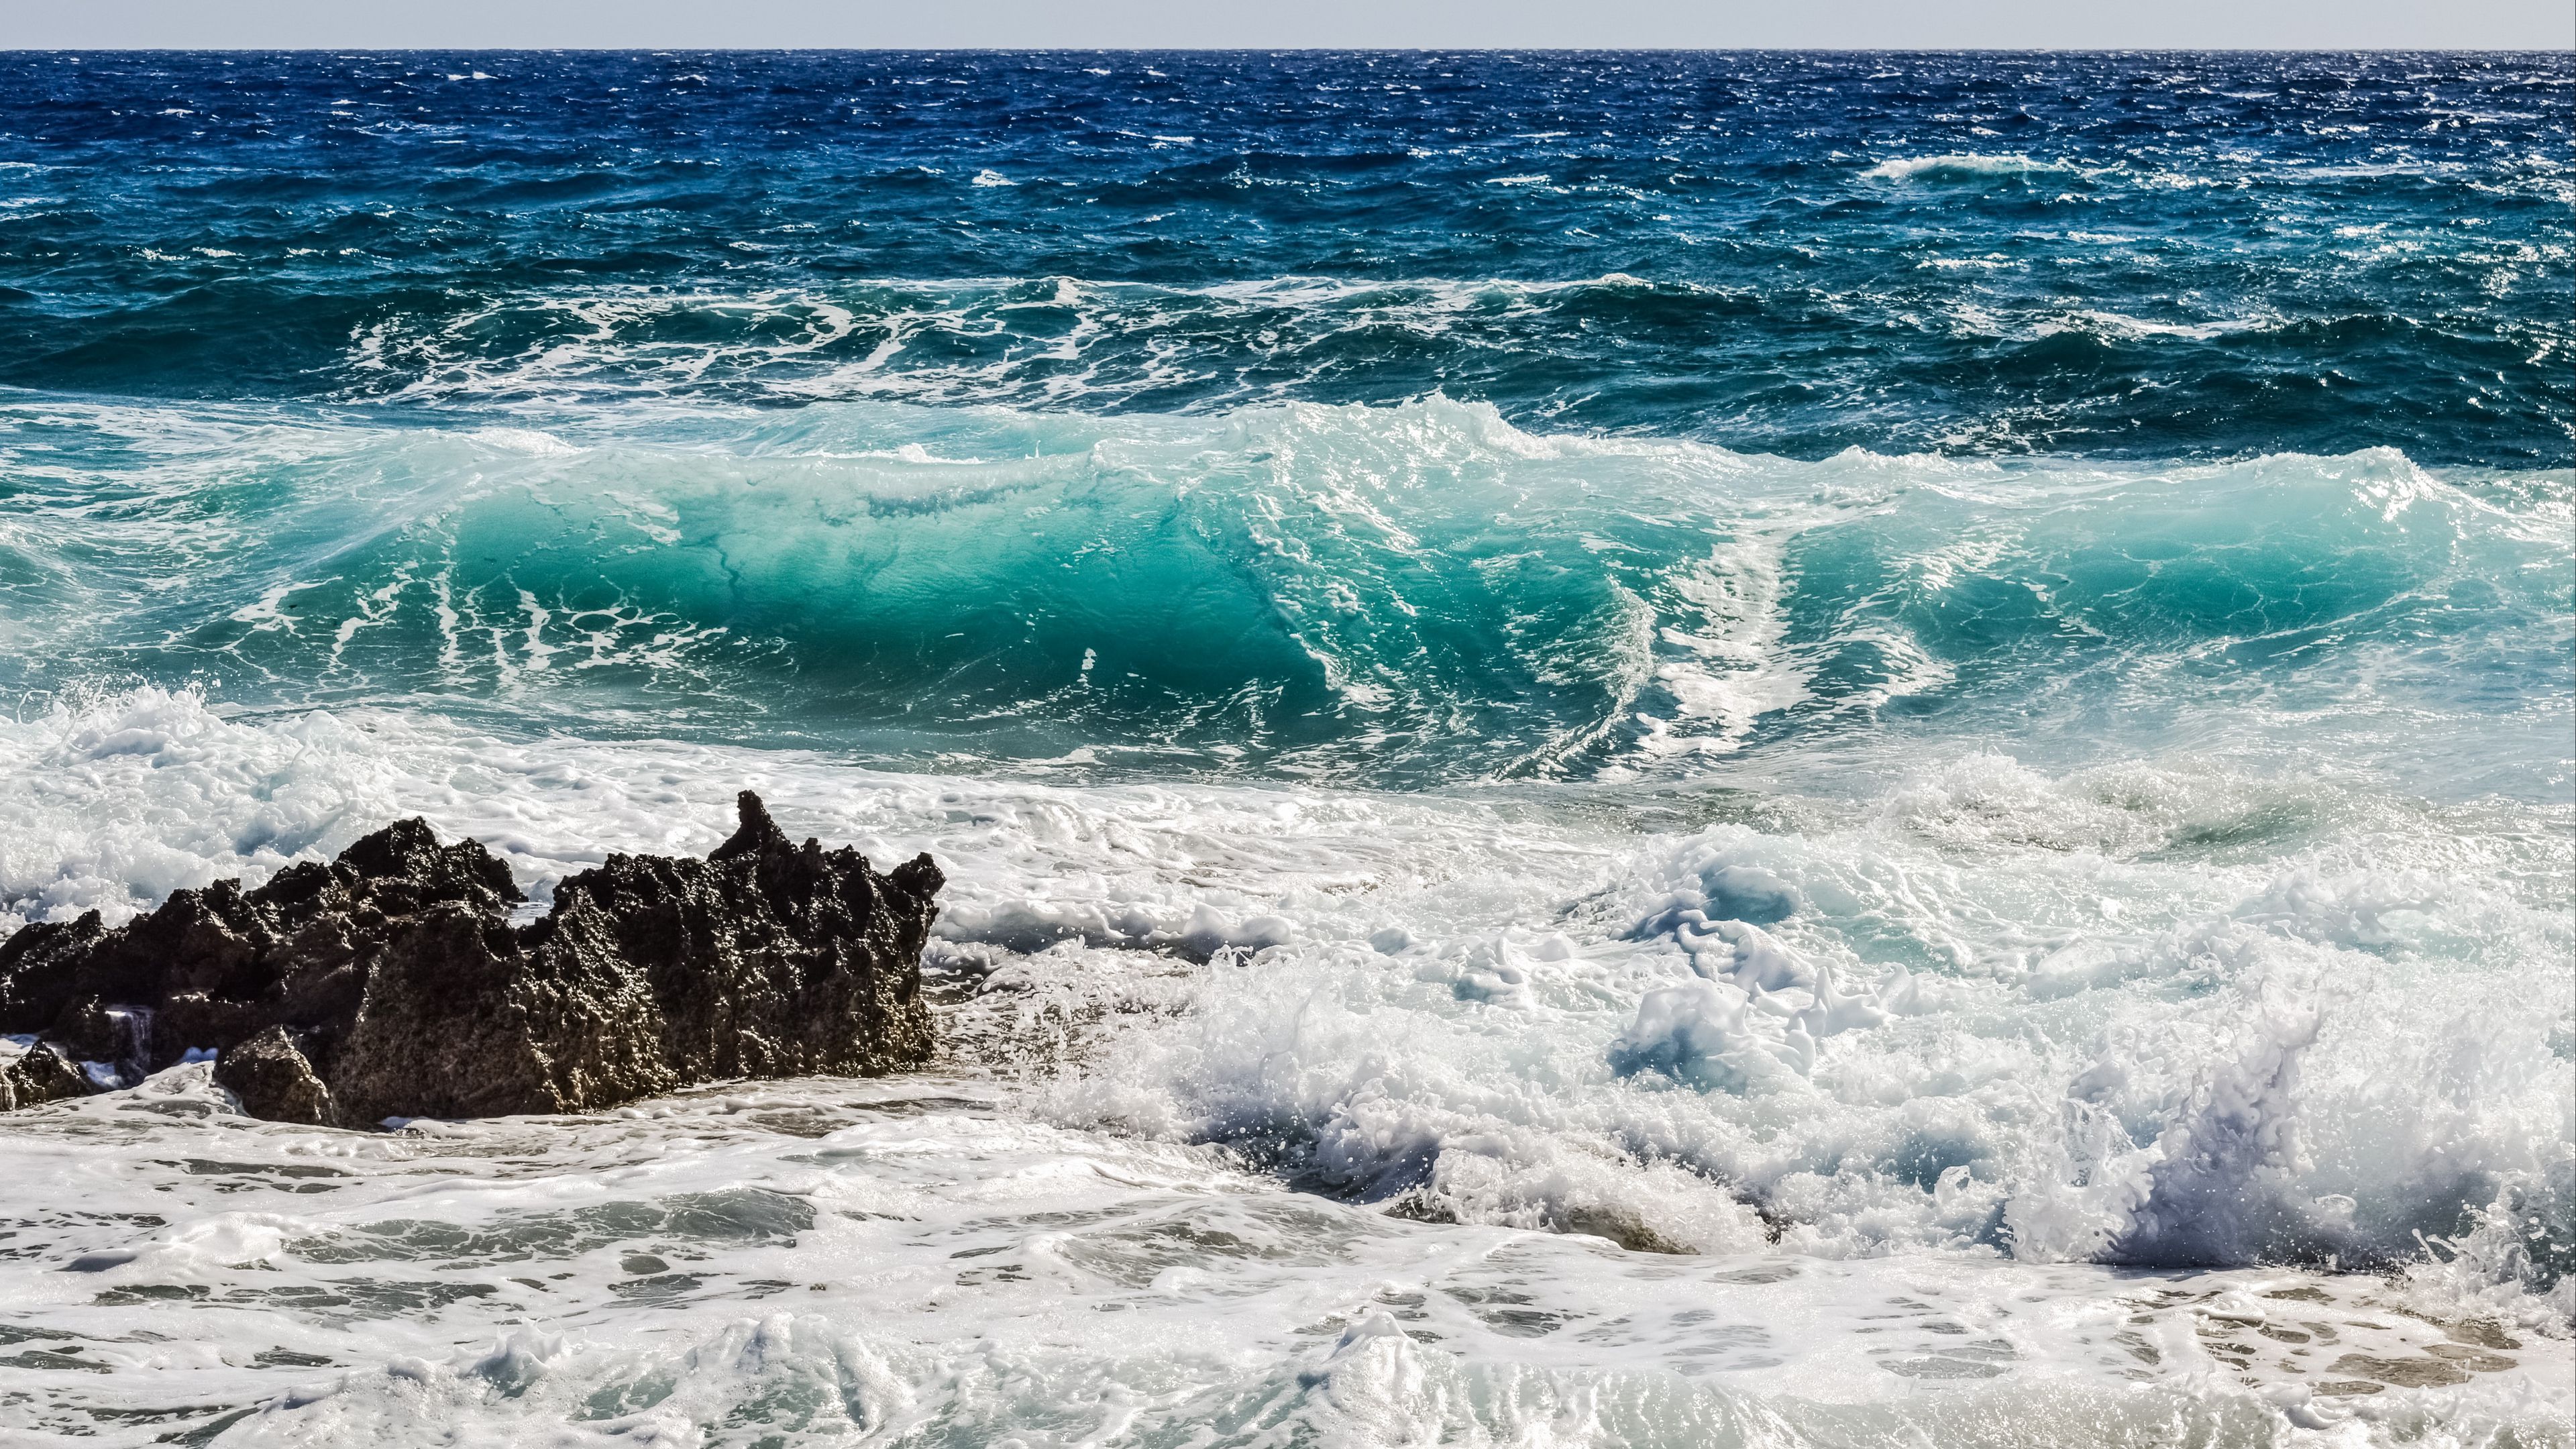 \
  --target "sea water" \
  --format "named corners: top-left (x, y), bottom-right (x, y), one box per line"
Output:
top-left (0, 51), bottom-right (2567, 1446)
